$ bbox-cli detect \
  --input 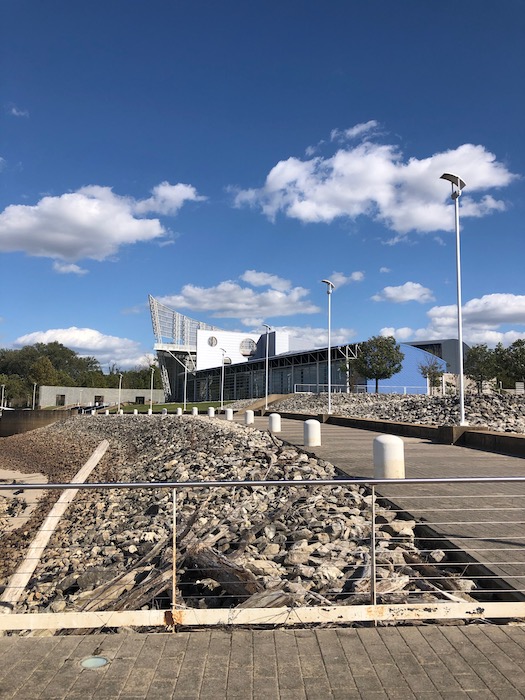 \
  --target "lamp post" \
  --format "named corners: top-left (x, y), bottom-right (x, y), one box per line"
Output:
top-left (263, 324), bottom-right (271, 411)
top-left (1, 384), bottom-right (5, 409)
top-left (149, 366), bottom-right (155, 414)
top-left (220, 348), bottom-right (226, 410)
top-left (183, 361), bottom-right (188, 413)
top-left (32, 383), bottom-right (37, 410)
top-left (440, 172), bottom-right (467, 426)
top-left (117, 372), bottom-right (123, 414)
top-left (321, 279), bottom-right (335, 414)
